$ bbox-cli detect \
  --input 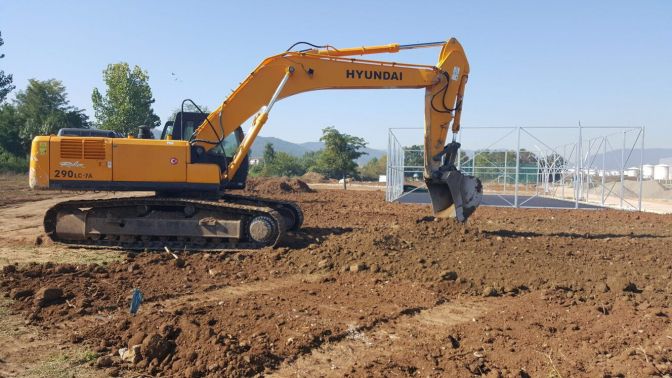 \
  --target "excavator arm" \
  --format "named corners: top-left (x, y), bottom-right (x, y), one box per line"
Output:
top-left (190, 38), bottom-right (481, 221)
top-left (28, 38), bottom-right (482, 251)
